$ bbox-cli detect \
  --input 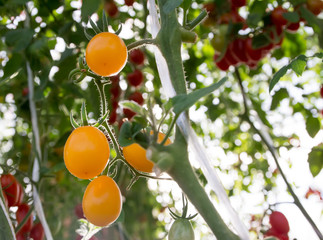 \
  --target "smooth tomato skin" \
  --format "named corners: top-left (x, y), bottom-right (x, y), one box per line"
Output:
top-left (16, 203), bottom-right (33, 234)
top-left (231, 0), bottom-right (246, 9)
top-left (108, 109), bottom-right (118, 124)
top-left (30, 222), bottom-right (45, 240)
top-left (320, 85), bottom-right (323, 98)
top-left (123, 108), bottom-right (136, 120)
top-left (64, 126), bottom-right (110, 179)
top-left (16, 182), bottom-right (24, 206)
top-left (214, 54), bottom-right (230, 71)
top-left (307, 0), bottom-right (323, 15)
top-left (286, 22), bottom-right (300, 33)
top-left (128, 91), bottom-right (144, 105)
top-left (82, 176), bottom-right (122, 227)
top-left (269, 211), bottom-right (290, 234)
top-left (129, 49), bottom-right (145, 65)
top-left (86, 32), bottom-right (127, 77)
top-left (127, 69), bottom-right (144, 87)
top-left (16, 232), bottom-right (26, 240)
top-left (122, 132), bottom-right (172, 173)
top-left (104, 0), bottom-right (119, 17)
top-left (271, 6), bottom-right (288, 27)
top-left (265, 227), bottom-right (289, 240)
top-left (124, 0), bottom-right (134, 6)
top-left (231, 38), bottom-right (248, 63)
top-left (245, 38), bottom-right (263, 62)
top-left (168, 219), bottom-right (194, 240)
top-left (1, 174), bottom-right (19, 207)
